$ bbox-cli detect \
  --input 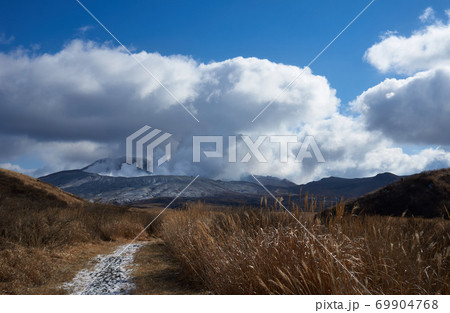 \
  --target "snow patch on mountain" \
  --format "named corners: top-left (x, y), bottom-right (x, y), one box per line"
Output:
top-left (82, 157), bottom-right (149, 177)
